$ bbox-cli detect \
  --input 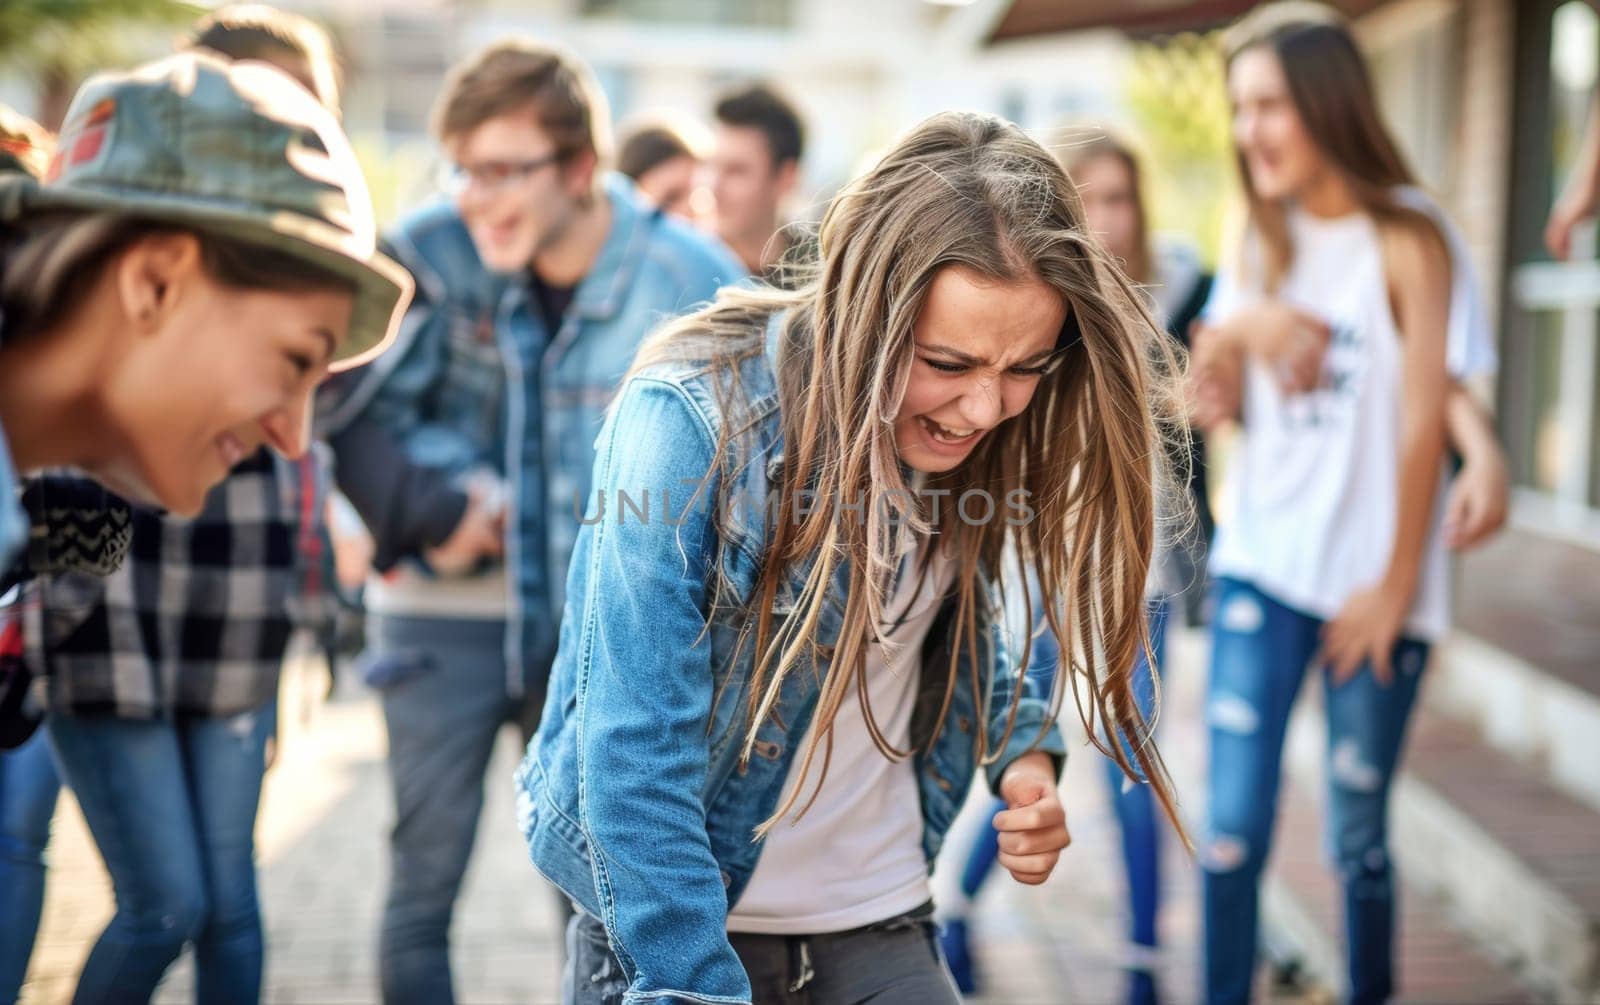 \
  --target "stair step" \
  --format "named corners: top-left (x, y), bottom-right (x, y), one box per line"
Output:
top-left (1444, 529), bottom-right (1600, 813)
top-left (1391, 709), bottom-right (1600, 1001)
top-left (1432, 632), bottom-right (1600, 815)
top-left (1454, 530), bottom-right (1600, 702)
